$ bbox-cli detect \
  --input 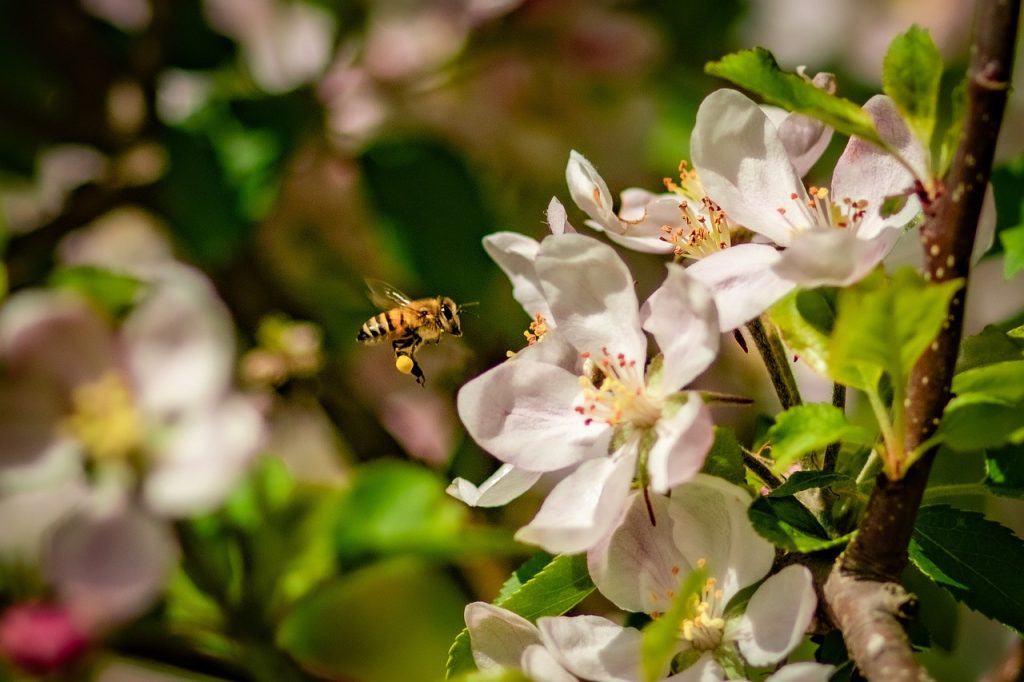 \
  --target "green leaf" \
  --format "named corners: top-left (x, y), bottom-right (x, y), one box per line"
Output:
top-left (747, 497), bottom-right (852, 553)
top-left (701, 427), bottom-right (745, 485)
top-left (334, 461), bottom-right (521, 570)
top-left (770, 471), bottom-right (855, 498)
top-left (957, 325), bottom-right (1024, 373)
top-left (985, 444), bottom-right (1024, 498)
top-left (641, 566), bottom-right (708, 682)
top-left (450, 670), bottom-right (533, 682)
top-left (446, 554), bottom-right (595, 678)
top-left (937, 394), bottom-right (1024, 450)
top-left (765, 404), bottom-right (872, 473)
top-left (938, 78), bottom-right (967, 175)
top-left (705, 48), bottom-right (884, 147)
top-left (909, 505), bottom-right (1024, 632)
top-left (829, 268), bottom-right (962, 392)
top-left (953, 360), bottom-right (1024, 403)
top-left (770, 288), bottom-right (836, 377)
top-left (49, 266), bottom-right (144, 318)
top-left (495, 552), bottom-right (555, 603)
top-left (280, 558), bottom-right (467, 682)
top-left (880, 193), bottom-right (910, 219)
top-left (1000, 224), bottom-right (1024, 278)
top-left (882, 26), bottom-right (944, 152)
